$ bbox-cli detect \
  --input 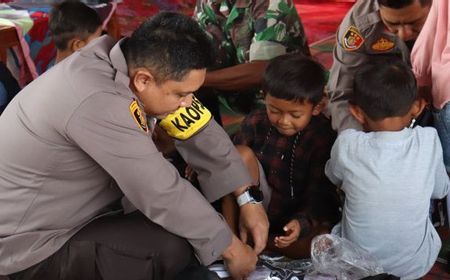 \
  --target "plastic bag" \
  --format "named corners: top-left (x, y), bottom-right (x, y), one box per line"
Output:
top-left (310, 234), bottom-right (384, 280)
